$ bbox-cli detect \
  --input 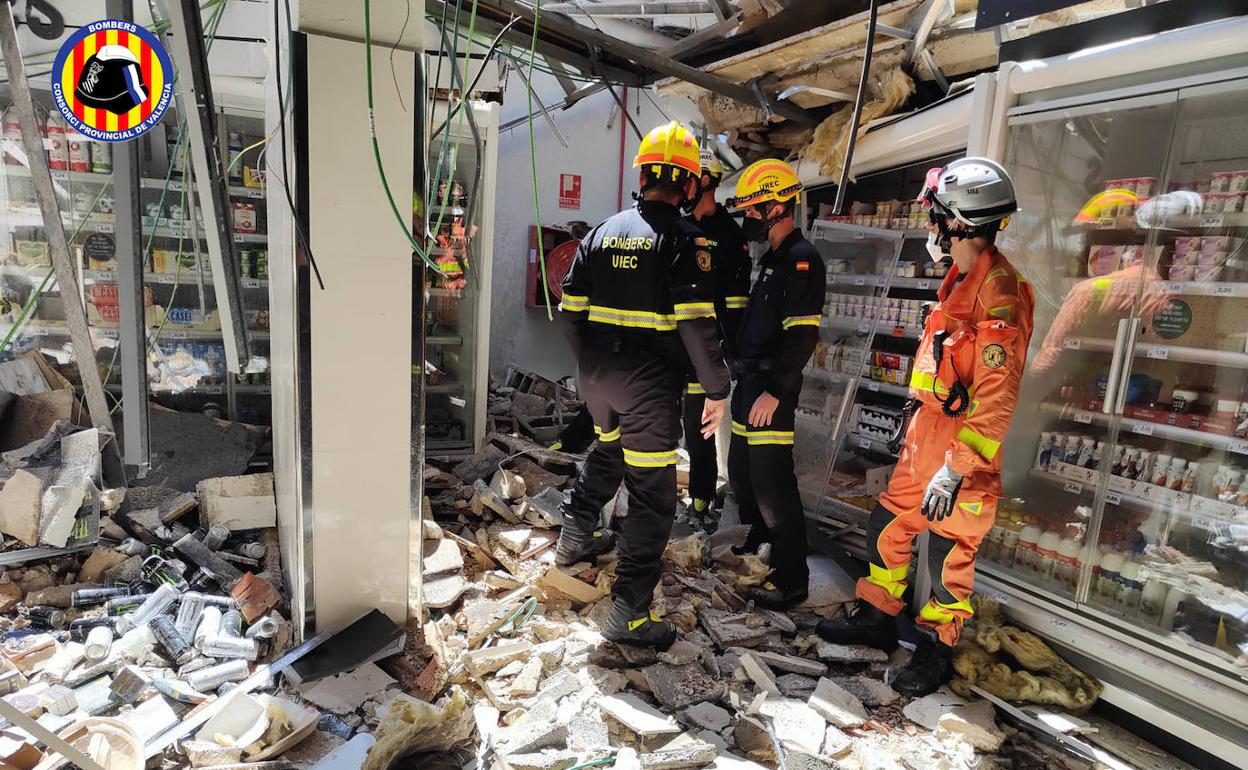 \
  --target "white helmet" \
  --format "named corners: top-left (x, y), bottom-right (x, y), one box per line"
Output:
top-left (929, 157), bottom-right (1017, 228)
